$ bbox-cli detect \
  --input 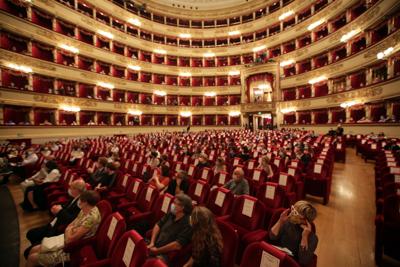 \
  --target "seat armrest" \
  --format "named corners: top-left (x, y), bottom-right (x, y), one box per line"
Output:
top-left (64, 236), bottom-right (96, 253)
